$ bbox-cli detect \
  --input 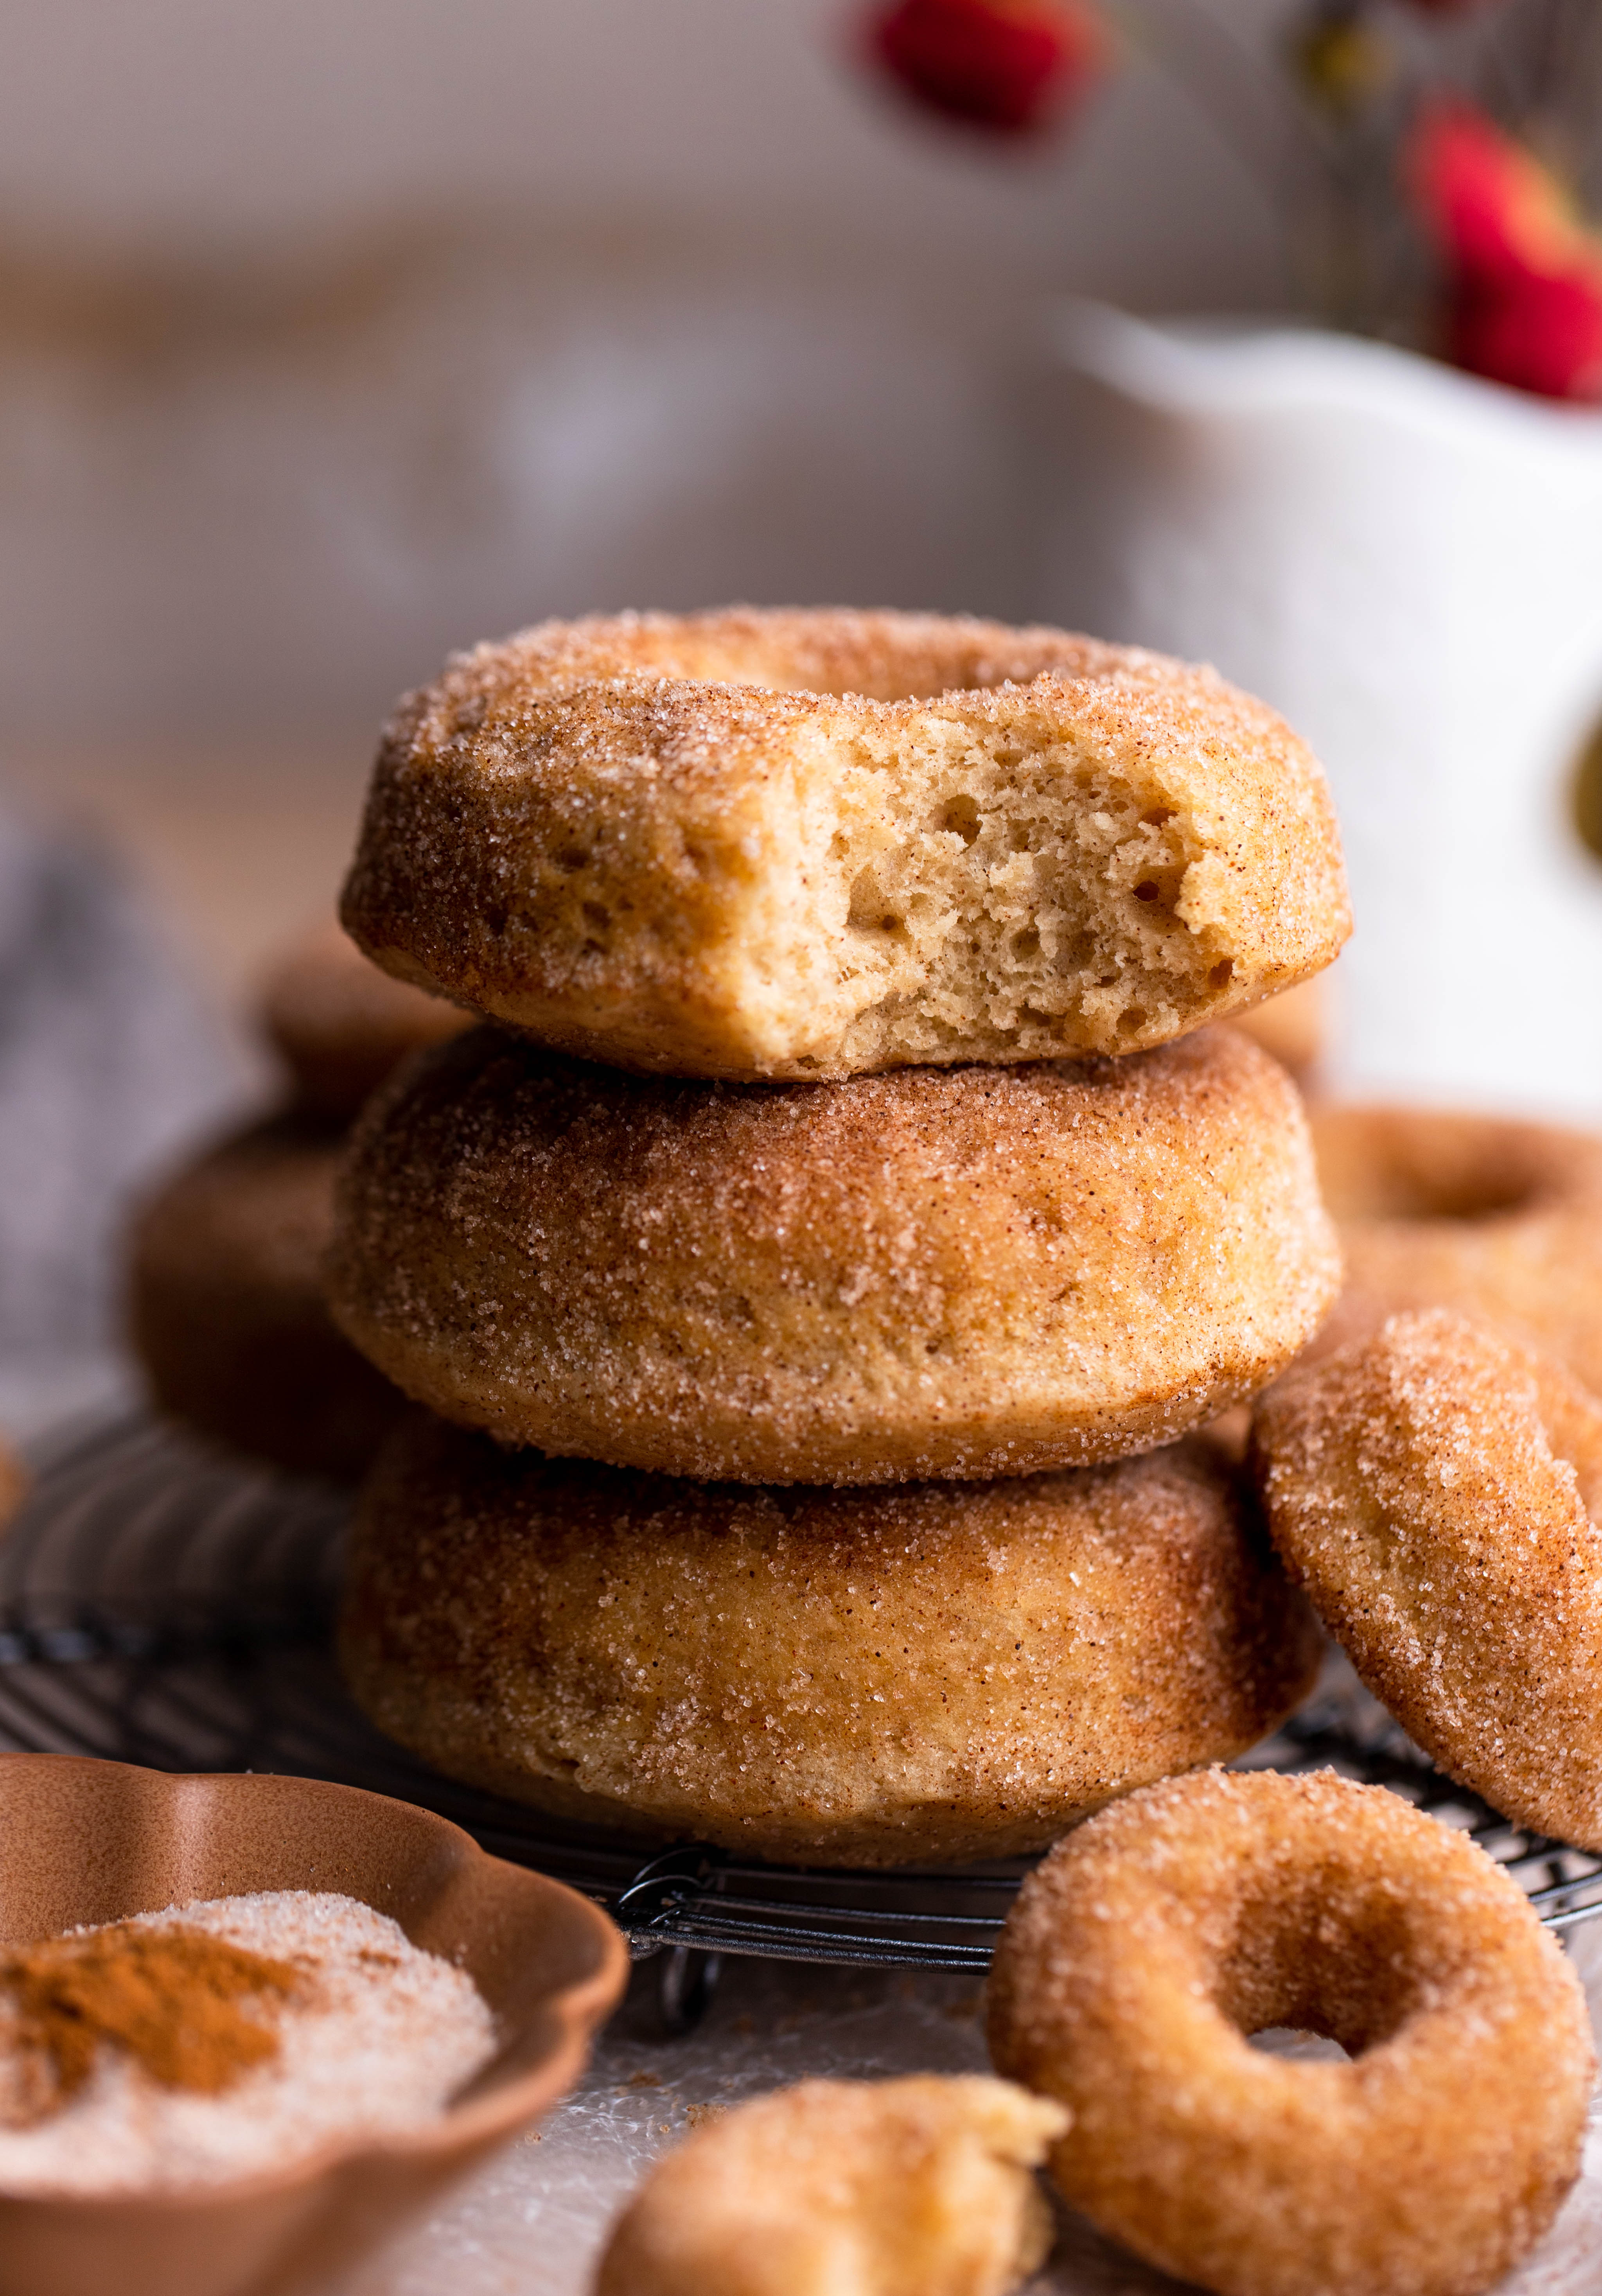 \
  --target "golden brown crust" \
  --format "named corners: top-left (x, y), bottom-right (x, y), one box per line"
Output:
top-left (259, 923), bottom-right (471, 1123)
top-left (341, 609), bottom-right (1349, 1081)
top-left (1252, 1307), bottom-right (1602, 1847)
top-left (127, 1116), bottom-right (406, 1482)
top-left (988, 1767), bottom-right (1594, 2296)
top-left (1307, 1104), bottom-right (1602, 1389)
top-left (325, 1024), bottom-right (1342, 1485)
top-left (339, 1416), bottom-right (1321, 1865)
top-left (594, 2077), bottom-right (1068, 2296)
